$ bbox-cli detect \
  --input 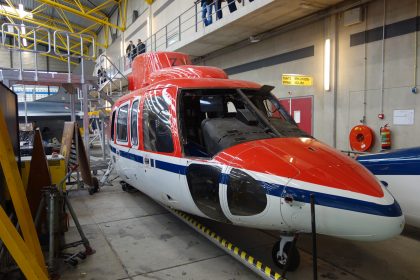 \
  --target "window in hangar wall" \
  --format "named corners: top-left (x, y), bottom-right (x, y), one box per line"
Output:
top-left (12, 85), bottom-right (59, 102)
